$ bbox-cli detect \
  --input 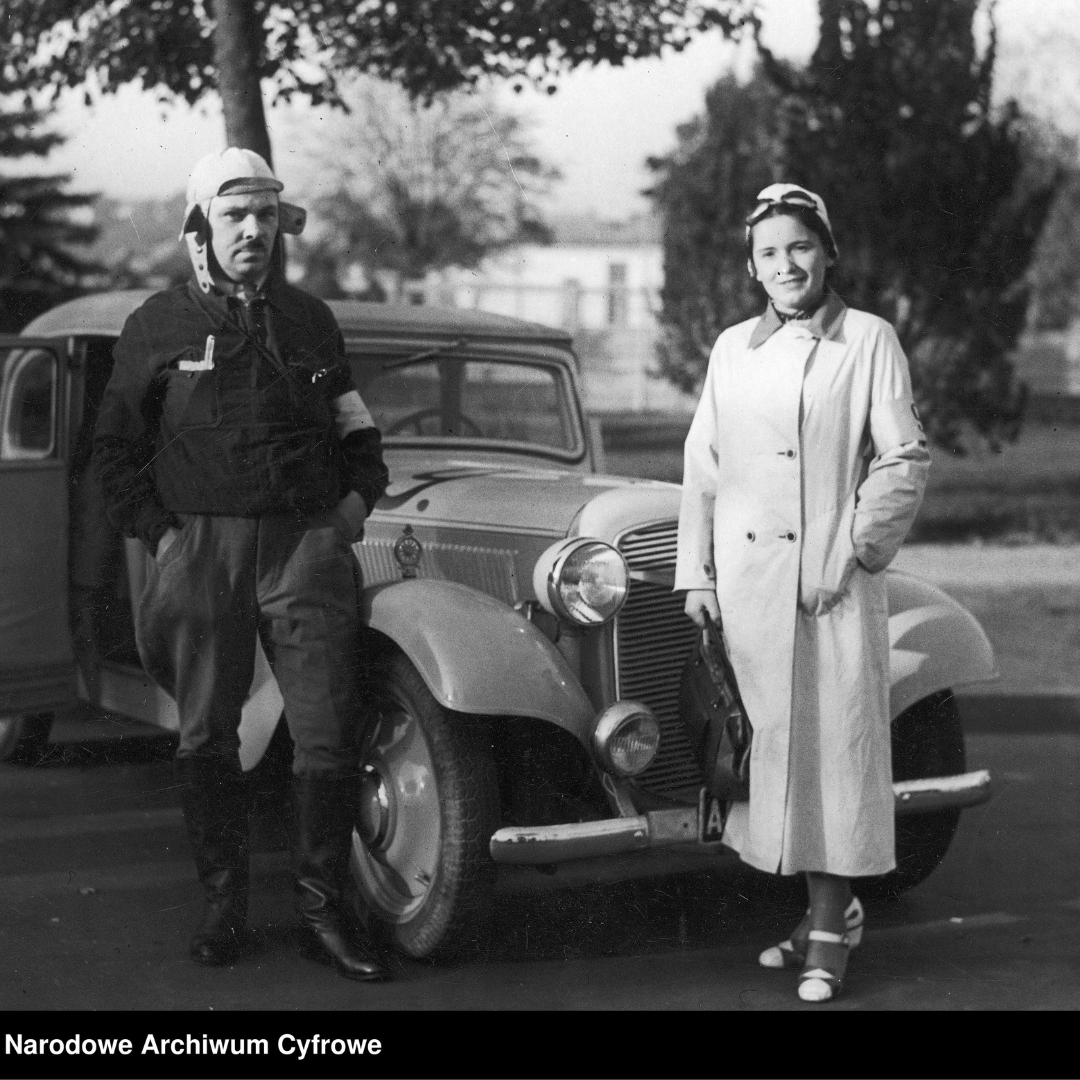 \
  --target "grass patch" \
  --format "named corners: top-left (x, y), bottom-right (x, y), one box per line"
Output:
top-left (600, 415), bottom-right (1080, 544)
